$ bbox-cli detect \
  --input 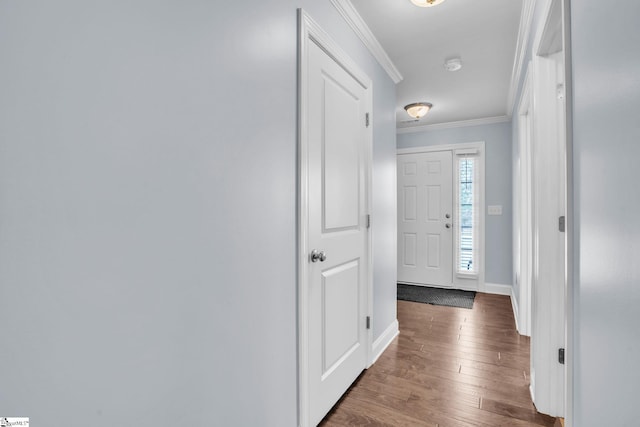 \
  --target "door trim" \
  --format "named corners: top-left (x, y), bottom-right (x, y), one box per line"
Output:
top-left (516, 62), bottom-right (533, 337)
top-left (397, 142), bottom-right (485, 292)
top-left (525, 0), bottom-right (568, 419)
top-left (297, 9), bottom-right (373, 427)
